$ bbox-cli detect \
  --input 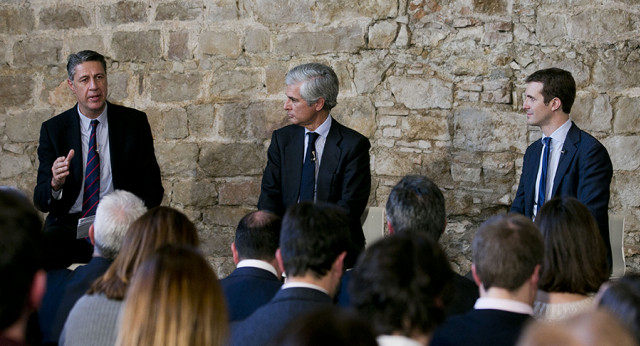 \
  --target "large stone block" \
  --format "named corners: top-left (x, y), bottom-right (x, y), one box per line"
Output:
top-left (316, 0), bottom-right (398, 22)
top-left (169, 31), bottom-right (191, 60)
top-left (39, 7), bottom-right (90, 30)
top-left (615, 172), bottom-right (640, 208)
top-left (199, 223), bottom-right (236, 257)
top-left (187, 104), bottom-right (216, 139)
top-left (112, 31), bottom-right (162, 62)
top-left (68, 35), bottom-right (105, 58)
top-left (0, 7), bottom-right (34, 34)
top-left (107, 72), bottom-right (129, 102)
top-left (210, 69), bottom-right (263, 98)
top-left (199, 142), bottom-right (265, 177)
top-left (0, 76), bottom-right (33, 108)
top-left (453, 108), bottom-right (527, 153)
top-left (388, 76), bottom-right (453, 109)
top-left (101, 1), bottom-right (147, 24)
top-left (373, 149), bottom-right (451, 187)
top-left (242, 0), bottom-right (313, 24)
top-left (473, 0), bottom-right (507, 14)
top-left (199, 30), bottom-right (241, 58)
top-left (155, 142), bottom-right (199, 176)
top-left (354, 51), bottom-right (391, 94)
top-left (593, 58), bottom-right (640, 92)
top-left (217, 100), bottom-right (287, 141)
top-left (205, 0), bottom-right (238, 21)
top-left (265, 64), bottom-right (286, 95)
top-left (13, 38), bottom-right (62, 67)
top-left (369, 20), bottom-right (398, 48)
top-left (6, 109), bottom-right (51, 143)
top-left (203, 206), bottom-right (255, 227)
top-left (536, 13), bottom-right (567, 45)
top-left (156, 1), bottom-right (202, 21)
top-left (149, 72), bottom-right (203, 102)
top-left (614, 97), bottom-right (640, 135)
top-left (482, 152), bottom-right (516, 188)
top-left (0, 153), bottom-right (32, 179)
top-left (401, 112), bottom-right (450, 142)
top-left (567, 9), bottom-right (635, 43)
top-left (602, 136), bottom-right (640, 171)
top-left (332, 96), bottom-right (376, 138)
top-left (274, 24), bottom-right (364, 54)
top-left (571, 93), bottom-right (612, 133)
top-left (218, 179), bottom-right (261, 206)
top-left (162, 108), bottom-right (189, 140)
top-left (244, 28), bottom-right (270, 54)
top-left (171, 178), bottom-right (218, 207)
